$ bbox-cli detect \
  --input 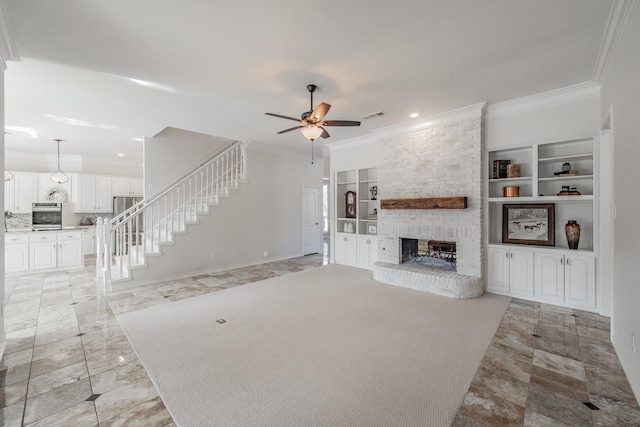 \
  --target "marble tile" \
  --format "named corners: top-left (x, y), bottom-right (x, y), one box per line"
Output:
top-left (532, 349), bottom-right (586, 382)
top-left (94, 376), bottom-right (160, 423)
top-left (24, 401), bottom-right (98, 427)
top-left (524, 383), bottom-right (594, 426)
top-left (34, 325), bottom-right (80, 348)
top-left (480, 340), bottom-right (533, 383)
top-left (98, 396), bottom-right (173, 427)
top-left (32, 335), bottom-right (84, 362)
top-left (450, 411), bottom-right (491, 427)
top-left (533, 326), bottom-right (582, 360)
top-left (0, 348), bottom-right (33, 370)
top-left (529, 364), bottom-right (589, 402)
top-left (90, 360), bottom-right (149, 395)
top-left (27, 361), bottom-right (89, 398)
top-left (0, 362), bottom-right (32, 388)
top-left (0, 378), bottom-right (28, 407)
top-left (470, 366), bottom-right (529, 406)
top-left (29, 345), bottom-right (86, 378)
top-left (0, 401), bottom-right (27, 426)
top-left (458, 385), bottom-right (525, 426)
top-left (23, 377), bottom-right (93, 425)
